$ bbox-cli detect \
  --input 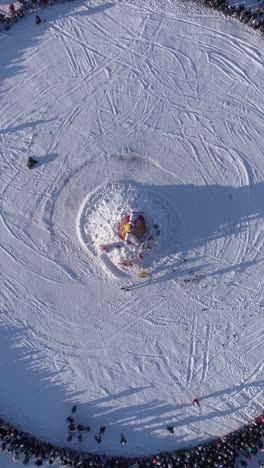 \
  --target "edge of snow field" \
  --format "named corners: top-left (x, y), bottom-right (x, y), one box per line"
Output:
top-left (0, 412), bottom-right (264, 466)
top-left (1, 0), bottom-right (264, 465)
top-left (0, 0), bottom-right (264, 41)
